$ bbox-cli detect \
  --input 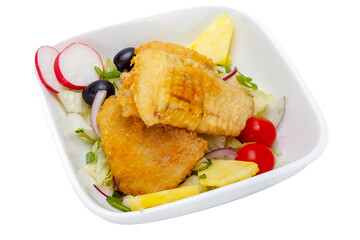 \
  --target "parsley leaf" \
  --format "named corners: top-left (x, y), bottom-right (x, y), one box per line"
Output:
top-left (86, 151), bottom-right (96, 164)
top-left (75, 128), bottom-right (84, 134)
top-left (94, 66), bottom-right (121, 79)
top-left (199, 174), bottom-right (207, 179)
top-left (112, 191), bottom-right (122, 198)
top-left (225, 66), bottom-right (232, 73)
top-left (236, 73), bottom-right (258, 90)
